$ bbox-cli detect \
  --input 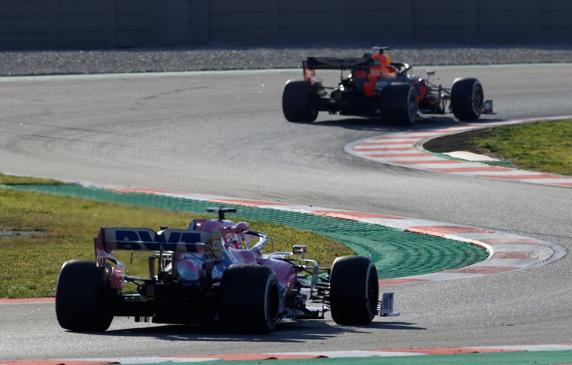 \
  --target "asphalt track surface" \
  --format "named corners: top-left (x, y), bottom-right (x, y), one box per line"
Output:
top-left (1, 65), bottom-right (572, 359)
